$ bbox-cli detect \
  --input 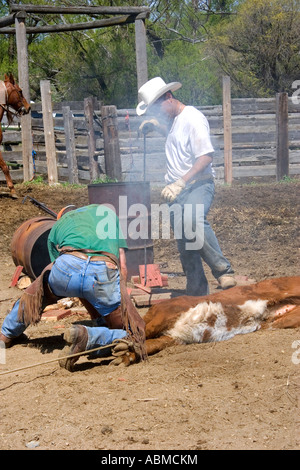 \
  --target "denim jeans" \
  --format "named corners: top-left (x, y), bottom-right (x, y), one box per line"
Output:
top-left (171, 180), bottom-right (234, 296)
top-left (1, 255), bottom-right (126, 353)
